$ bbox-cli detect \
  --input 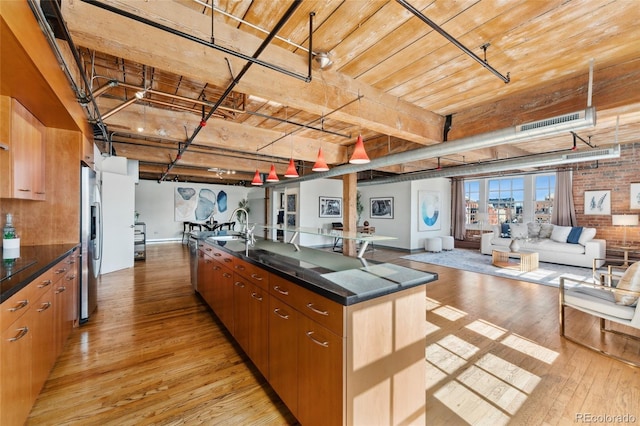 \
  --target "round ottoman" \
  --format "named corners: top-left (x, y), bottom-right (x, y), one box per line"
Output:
top-left (440, 236), bottom-right (454, 251)
top-left (425, 237), bottom-right (442, 253)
